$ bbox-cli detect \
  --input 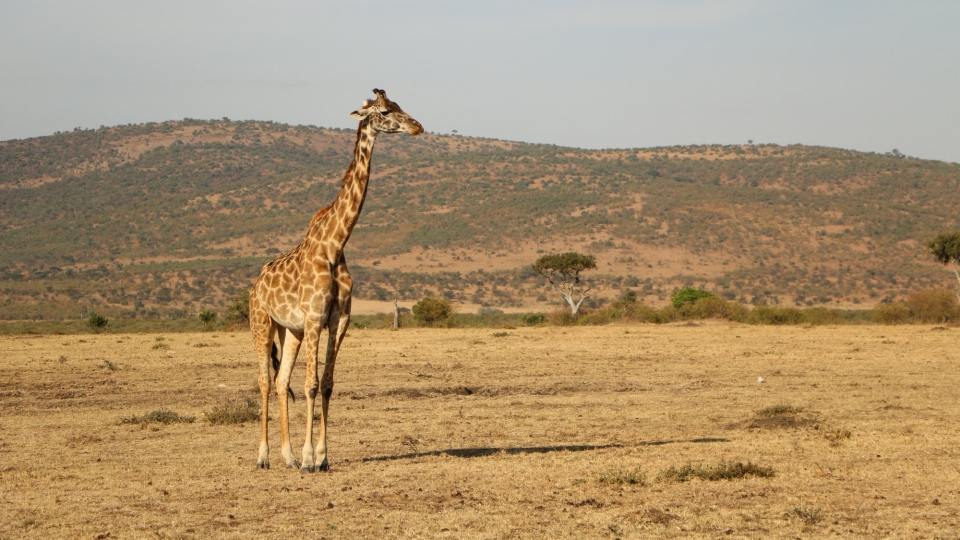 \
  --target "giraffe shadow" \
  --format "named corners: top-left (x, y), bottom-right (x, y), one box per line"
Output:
top-left (360, 437), bottom-right (730, 462)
